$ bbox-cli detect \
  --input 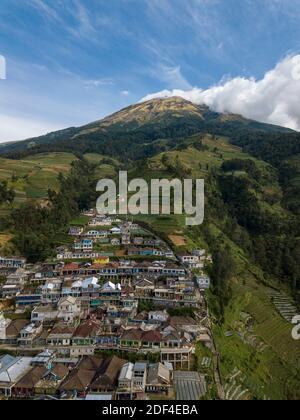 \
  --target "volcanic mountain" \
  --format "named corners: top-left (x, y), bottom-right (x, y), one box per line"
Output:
top-left (0, 97), bottom-right (291, 160)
